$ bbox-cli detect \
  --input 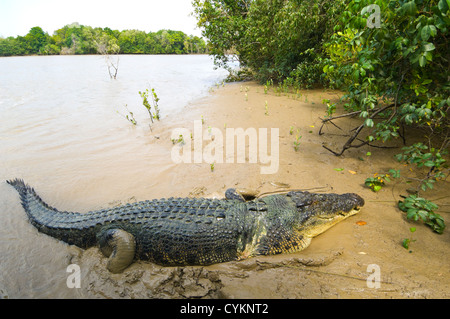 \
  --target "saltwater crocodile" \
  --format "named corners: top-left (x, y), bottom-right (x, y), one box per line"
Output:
top-left (7, 179), bottom-right (364, 273)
